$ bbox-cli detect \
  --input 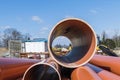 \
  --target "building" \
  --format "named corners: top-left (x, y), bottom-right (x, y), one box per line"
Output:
top-left (22, 38), bottom-right (48, 53)
top-left (9, 40), bottom-right (22, 57)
